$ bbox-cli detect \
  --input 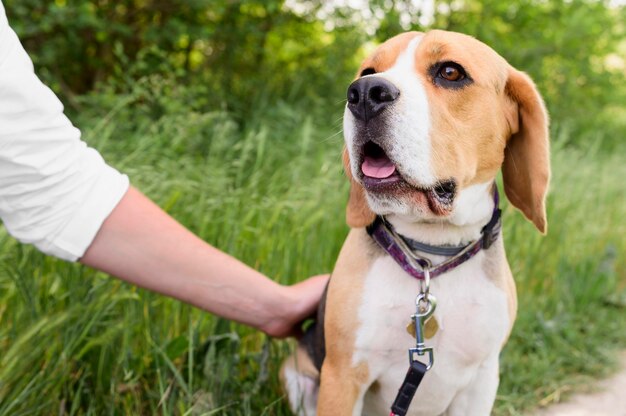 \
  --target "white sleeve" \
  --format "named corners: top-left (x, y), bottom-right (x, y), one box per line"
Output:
top-left (0, 3), bottom-right (130, 262)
